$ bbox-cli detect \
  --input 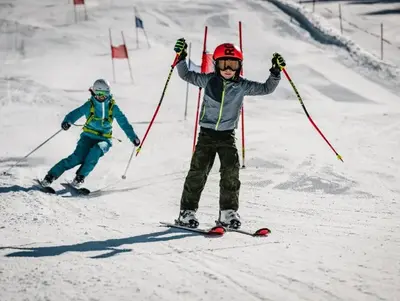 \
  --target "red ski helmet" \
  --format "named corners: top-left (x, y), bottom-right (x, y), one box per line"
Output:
top-left (213, 43), bottom-right (243, 61)
top-left (213, 43), bottom-right (243, 80)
